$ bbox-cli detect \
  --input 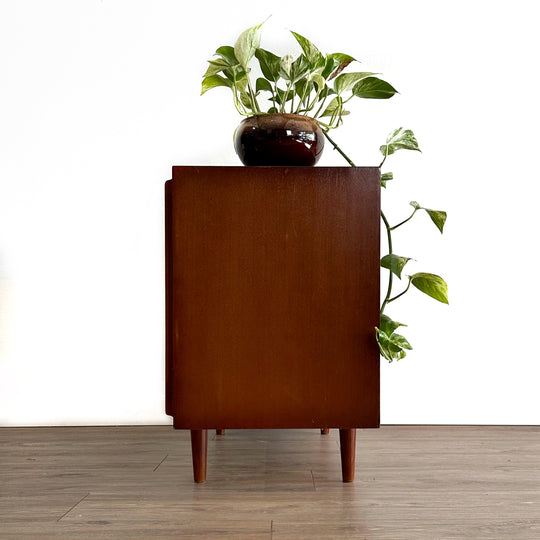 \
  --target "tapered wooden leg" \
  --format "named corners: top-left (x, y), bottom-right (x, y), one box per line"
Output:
top-left (190, 429), bottom-right (208, 483)
top-left (339, 428), bottom-right (356, 482)
top-left (320, 428), bottom-right (329, 435)
top-left (216, 429), bottom-right (225, 435)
